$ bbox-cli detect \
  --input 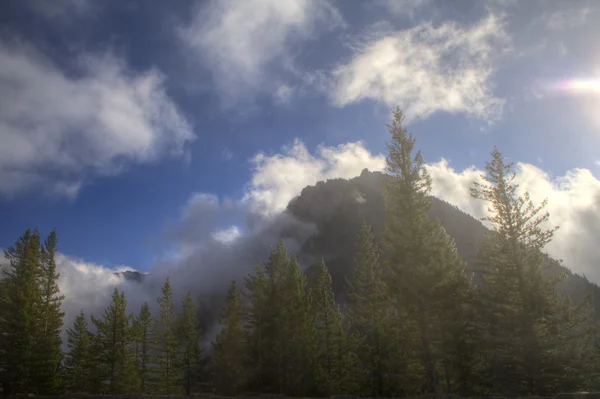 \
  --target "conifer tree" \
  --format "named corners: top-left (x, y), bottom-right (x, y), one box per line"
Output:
top-left (276, 249), bottom-right (317, 395)
top-left (253, 241), bottom-right (317, 395)
top-left (133, 302), bottom-right (153, 393)
top-left (311, 260), bottom-right (358, 395)
top-left (347, 222), bottom-right (401, 396)
top-left (177, 291), bottom-right (202, 395)
top-left (470, 146), bottom-right (596, 395)
top-left (34, 229), bottom-right (65, 394)
top-left (91, 288), bottom-right (131, 394)
top-left (64, 311), bottom-right (93, 393)
top-left (243, 264), bottom-right (270, 392)
top-left (383, 108), bottom-right (474, 394)
top-left (0, 228), bottom-right (42, 395)
top-left (151, 277), bottom-right (182, 395)
top-left (212, 280), bottom-right (248, 395)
